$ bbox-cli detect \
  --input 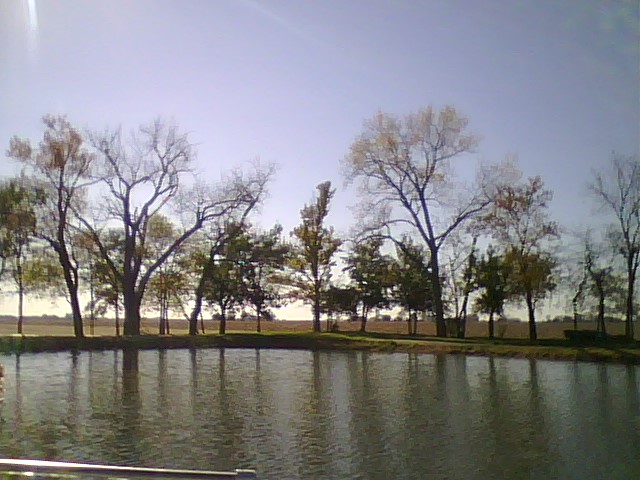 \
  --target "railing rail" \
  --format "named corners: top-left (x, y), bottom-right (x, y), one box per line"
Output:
top-left (0, 459), bottom-right (257, 479)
